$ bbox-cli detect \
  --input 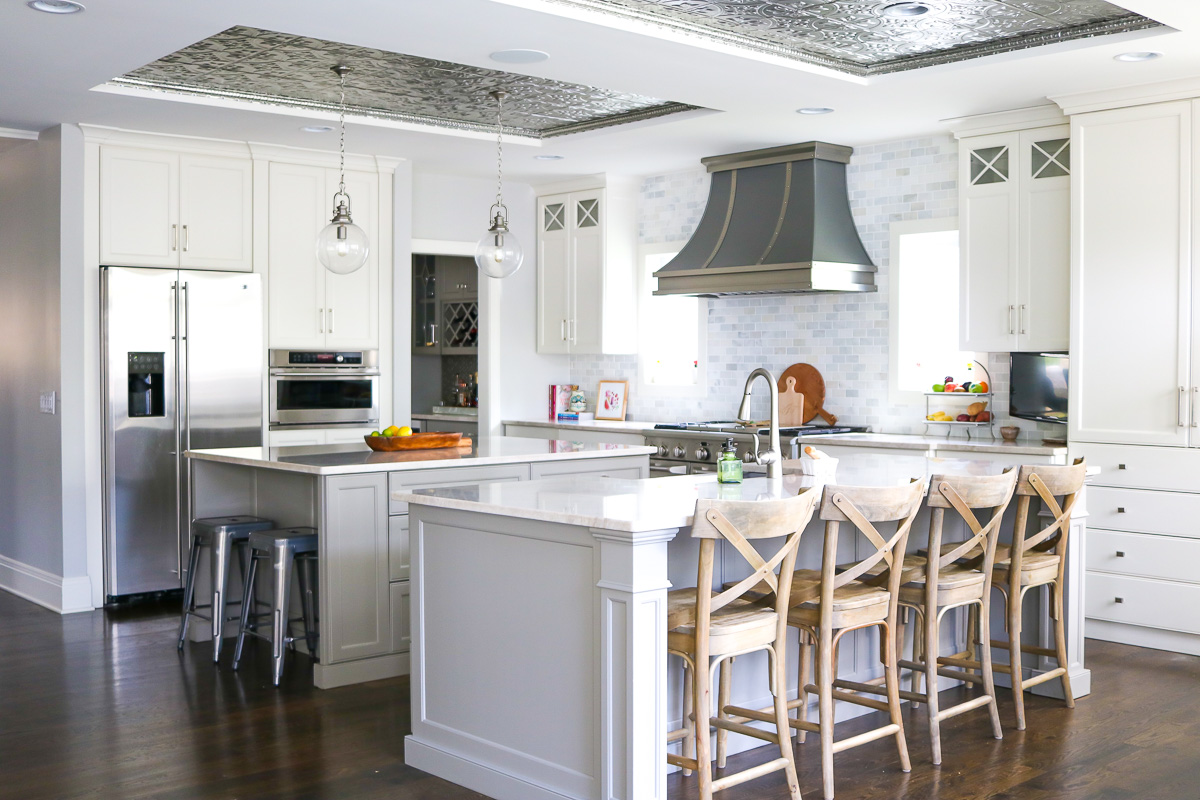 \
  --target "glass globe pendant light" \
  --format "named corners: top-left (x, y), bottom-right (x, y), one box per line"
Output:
top-left (475, 90), bottom-right (523, 279)
top-left (316, 65), bottom-right (370, 275)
